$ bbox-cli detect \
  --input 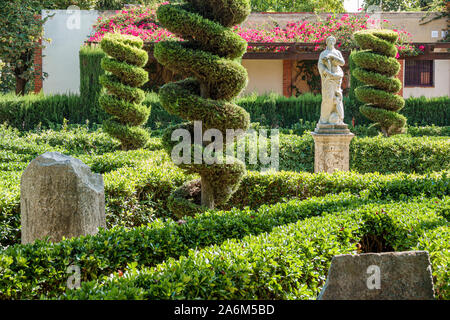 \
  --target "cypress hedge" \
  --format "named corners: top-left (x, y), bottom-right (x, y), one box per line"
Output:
top-left (0, 92), bottom-right (448, 131)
